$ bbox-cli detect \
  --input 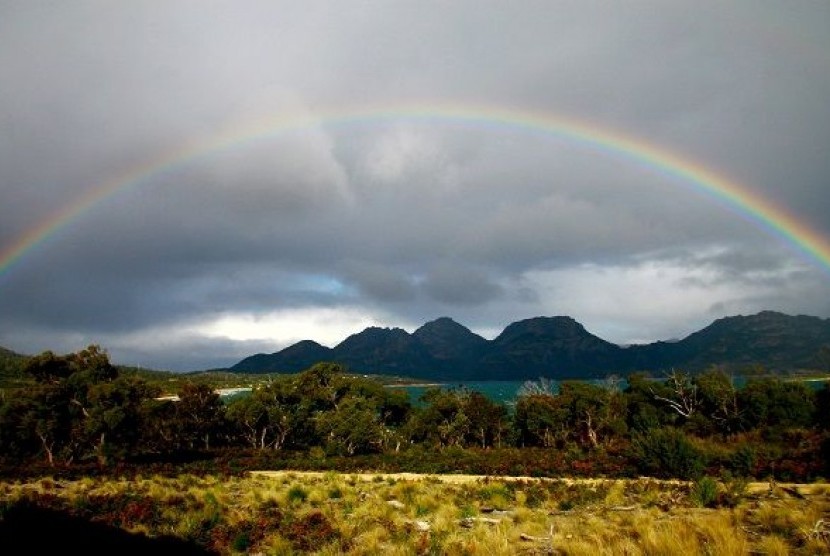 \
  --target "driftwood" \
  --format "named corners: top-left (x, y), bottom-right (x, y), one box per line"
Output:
top-left (520, 525), bottom-right (556, 543)
top-left (405, 519), bottom-right (431, 532)
top-left (459, 517), bottom-right (502, 528)
top-left (480, 507), bottom-right (515, 515)
top-left (519, 533), bottom-right (549, 542)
